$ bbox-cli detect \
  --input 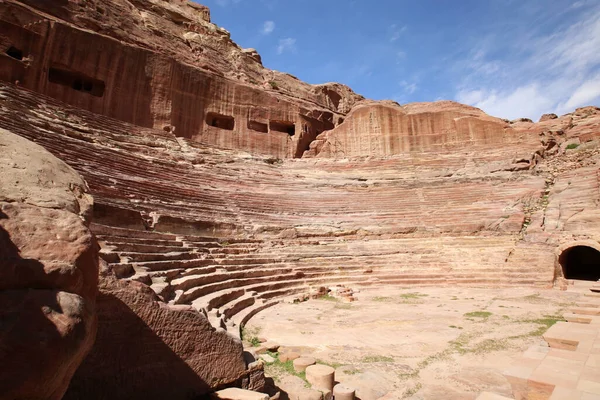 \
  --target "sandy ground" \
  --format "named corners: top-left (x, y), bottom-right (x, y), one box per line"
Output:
top-left (245, 284), bottom-right (591, 399)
